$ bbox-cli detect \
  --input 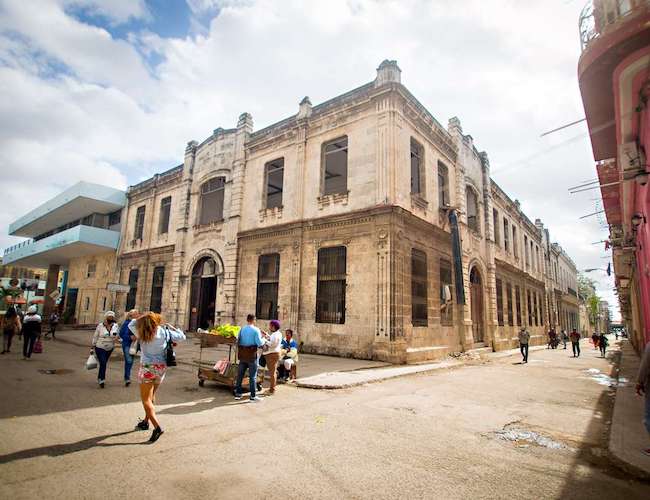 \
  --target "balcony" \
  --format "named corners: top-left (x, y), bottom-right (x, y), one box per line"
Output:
top-left (579, 0), bottom-right (649, 51)
top-left (3, 225), bottom-right (120, 268)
